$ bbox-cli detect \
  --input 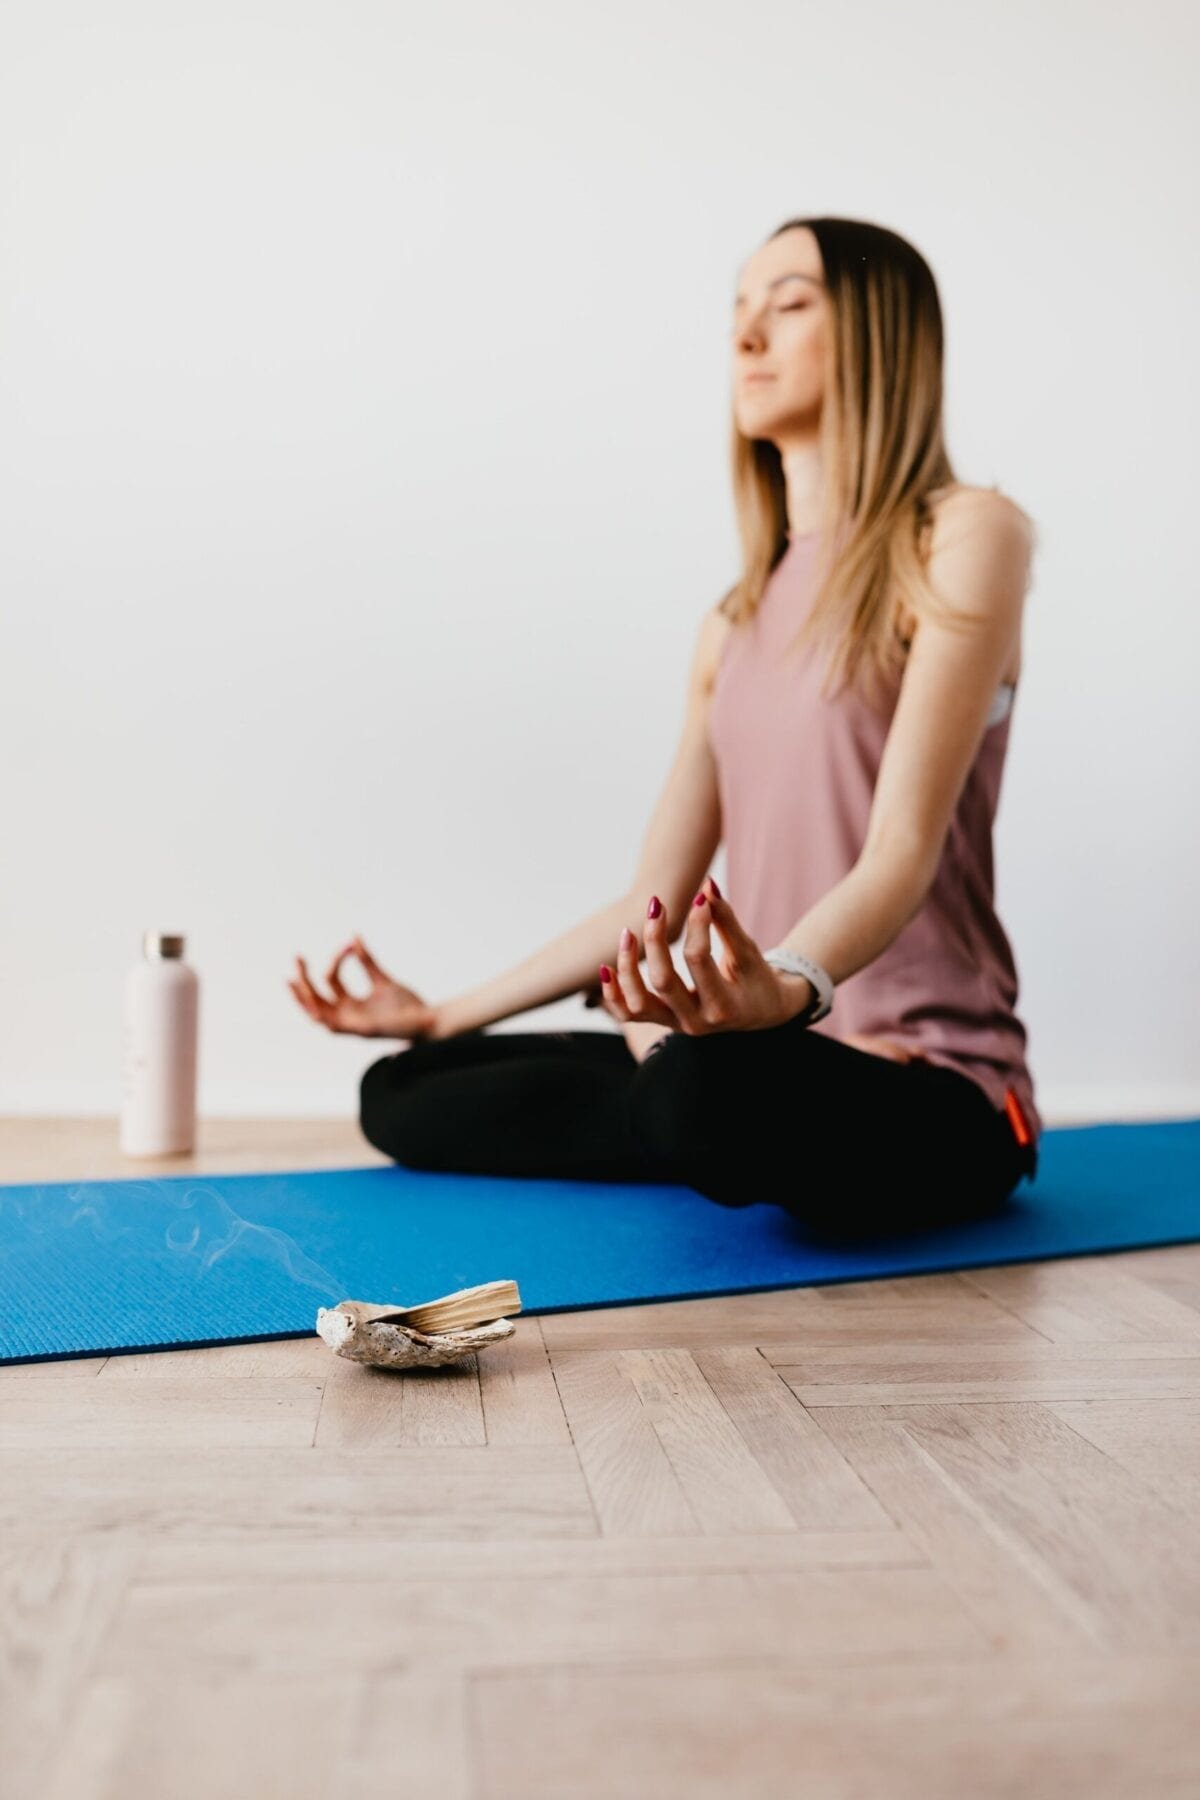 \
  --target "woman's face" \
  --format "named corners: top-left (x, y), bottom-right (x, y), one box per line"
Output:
top-left (731, 226), bottom-right (828, 441)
